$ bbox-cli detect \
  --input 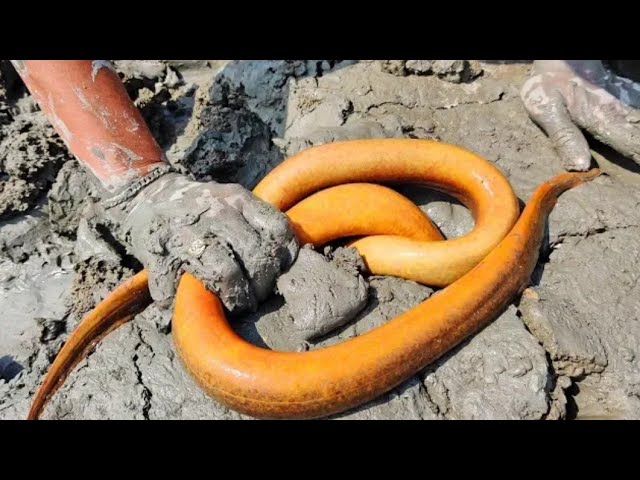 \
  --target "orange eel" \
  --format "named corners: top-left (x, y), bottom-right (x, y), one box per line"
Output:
top-left (27, 139), bottom-right (599, 420)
